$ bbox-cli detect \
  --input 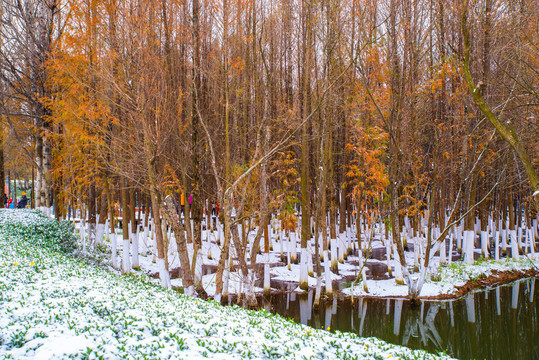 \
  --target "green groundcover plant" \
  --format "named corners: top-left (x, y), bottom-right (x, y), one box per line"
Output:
top-left (0, 210), bottom-right (452, 360)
